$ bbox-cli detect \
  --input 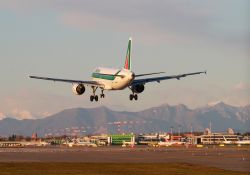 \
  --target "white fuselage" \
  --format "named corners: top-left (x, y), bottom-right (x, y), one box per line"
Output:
top-left (92, 67), bottom-right (135, 90)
